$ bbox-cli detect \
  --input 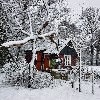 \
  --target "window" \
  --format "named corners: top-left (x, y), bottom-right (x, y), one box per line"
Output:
top-left (64, 55), bottom-right (71, 66)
